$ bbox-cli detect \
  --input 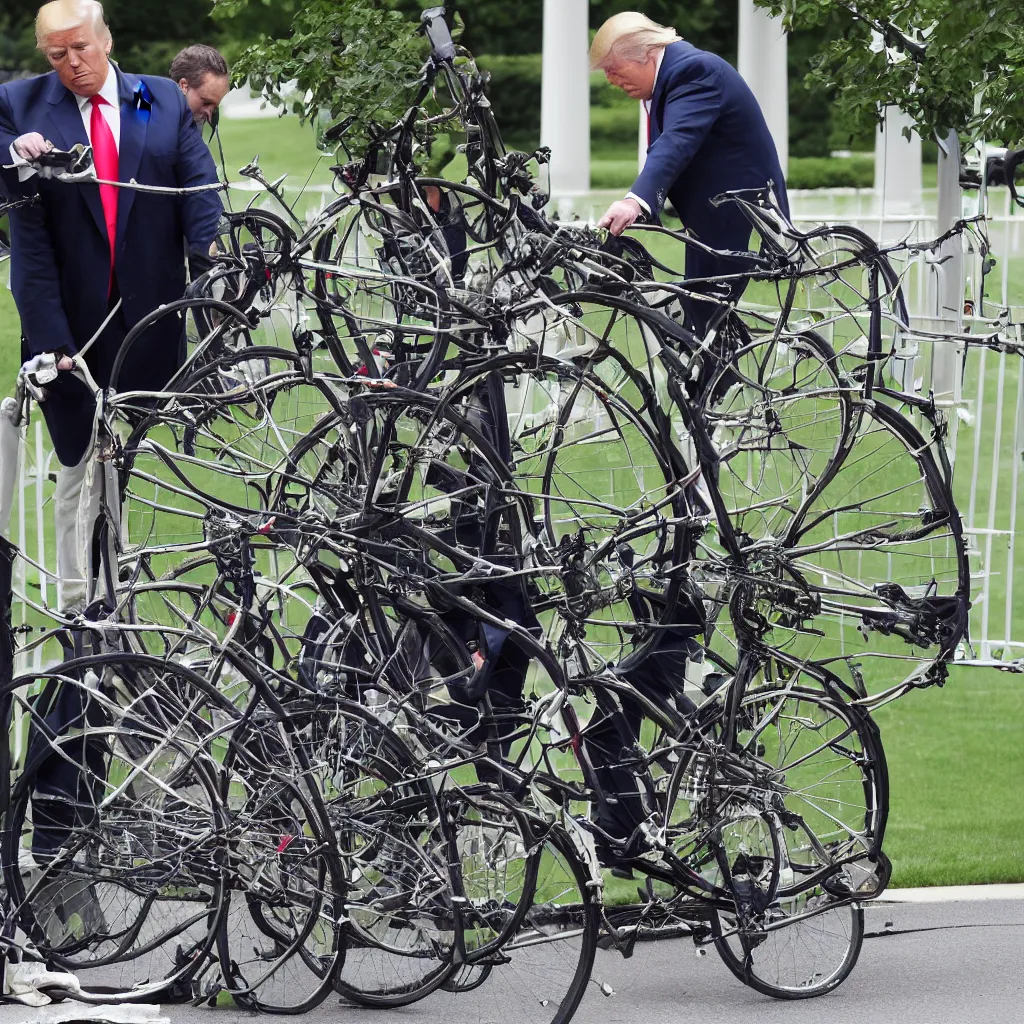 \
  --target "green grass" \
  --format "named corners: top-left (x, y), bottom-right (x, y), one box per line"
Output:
top-left (876, 668), bottom-right (1024, 887)
top-left (0, 286), bottom-right (17, 390)
top-left (214, 114), bottom-right (335, 192)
